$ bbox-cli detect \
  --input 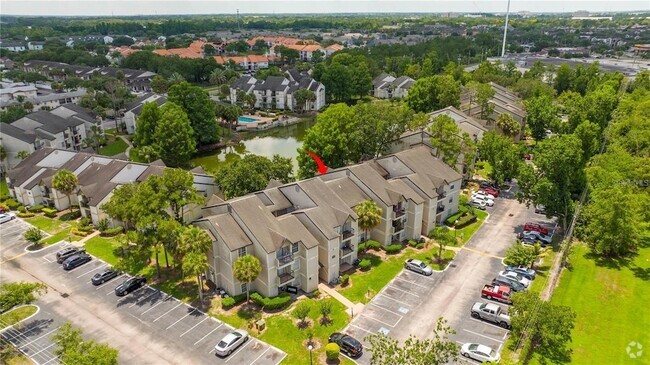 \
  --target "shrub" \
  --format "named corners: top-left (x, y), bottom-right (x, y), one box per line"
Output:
top-left (17, 212), bottom-right (35, 218)
top-left (357, 242), bottom-right (366, 253)
top-left (76, 225), bottom-right (94, 233)
top-left (97, 218), bottom-right (109, 232)
top-left (59, 211), bottom-right (81, 221)
top-left (4, 199), bottom-right (21, 210)
top-left (42, 207), bottom-right (58, 218)
top-left (340, 274), bottom-right (350, 286)
top-left (408, 240), bottom-right (418, 247)
top-left (443, 211), bottom-right (463, 227)
top-left (385, 244), bottom-right (402, 254)
top-left (17, 206), bottom-right (26, 213)
top-left (79, 217), bottom-right (92, 227)
top-left (24, 227), bottom-right (43, 244)
top-left (221, 293), bottom-right (247, 308)
top-left (100, 226), bottom-right (123, 237)
top-left (416, 243), bottom-right (425, 249)
top-left (455, 214), bottom-right (478, 229)
top-left (0, 203), bottom-right (10, 212)
top-left (293, 302), bottom-right (311, 322)
top-left (250, 292), bottom-right (292, 310)
top-left (358, 259), bottom-right (372, 271)
top-left (310, 289), bottom-right (320, 298)
top-left (71, 227), bottom-right (89, 237)
top-left (366, 240), bottom-right (382, 251)
top-left (325, 343), bottom-right (340, 361)
top-left (28, 204), bottom-right (44, 213)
